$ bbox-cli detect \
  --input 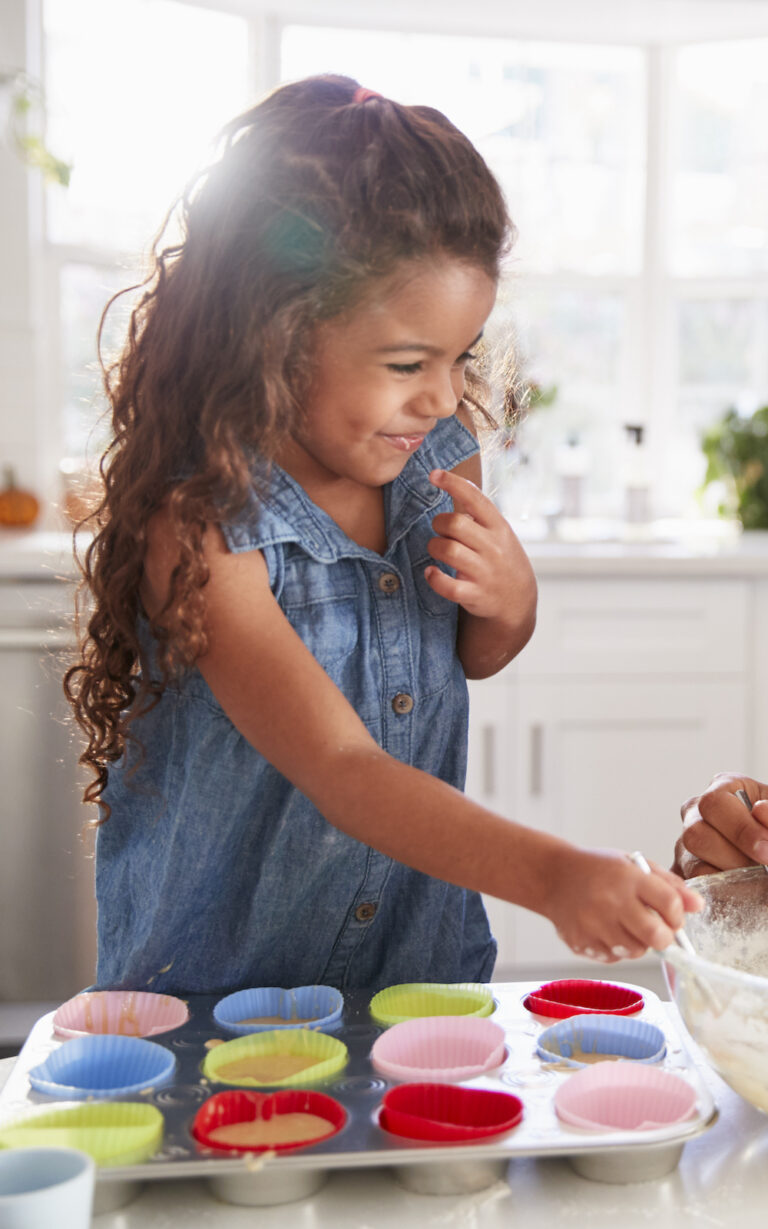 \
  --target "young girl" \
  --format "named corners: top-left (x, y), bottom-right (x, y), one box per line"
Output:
top-left (66, 74), bottom-right (701, 995)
